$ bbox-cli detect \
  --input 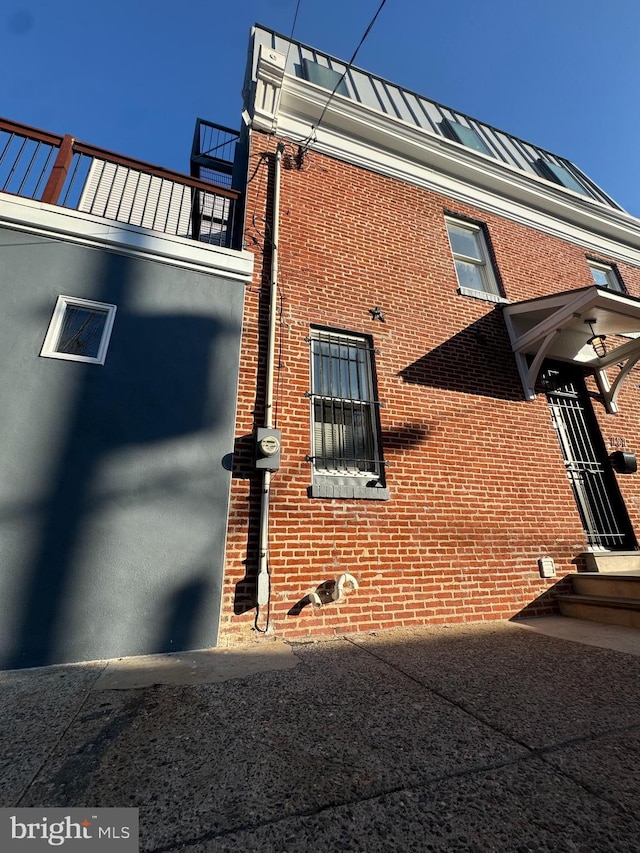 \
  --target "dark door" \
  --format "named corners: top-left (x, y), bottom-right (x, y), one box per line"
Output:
top-left (542, 365), bottom-right (636, 551)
